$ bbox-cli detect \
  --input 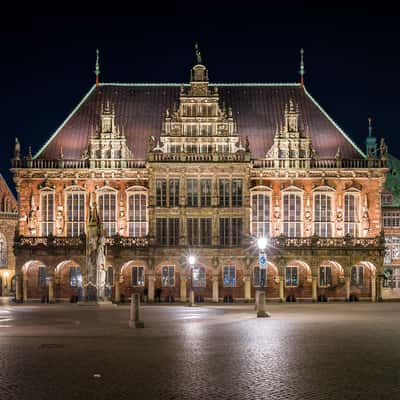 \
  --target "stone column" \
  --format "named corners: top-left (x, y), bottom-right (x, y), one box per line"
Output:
top-left (312, 275), bottom-right (318, 303)
top-left (148, 273), bottom-right (155, 302)
top-left (371, 274), bottom-right (376, 302)
top-left (244, 274), bottom-right (251, 301)
top-left (15, 273), bottom-right (22, 303)
top-left (345, 275), bottom-right (351, 301)
top-left (180, 276), bottom-right (187, 302)
top-left (23, 274), bottom-right (28, 302)
top-left (212, 274), bottom-right (219, 303)
top-left (279, 275), bottom-right (285, 302)
top-left (114, 270), bottom-right (120, 303)
top-left (48, 275), bottom-right (54, 303)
